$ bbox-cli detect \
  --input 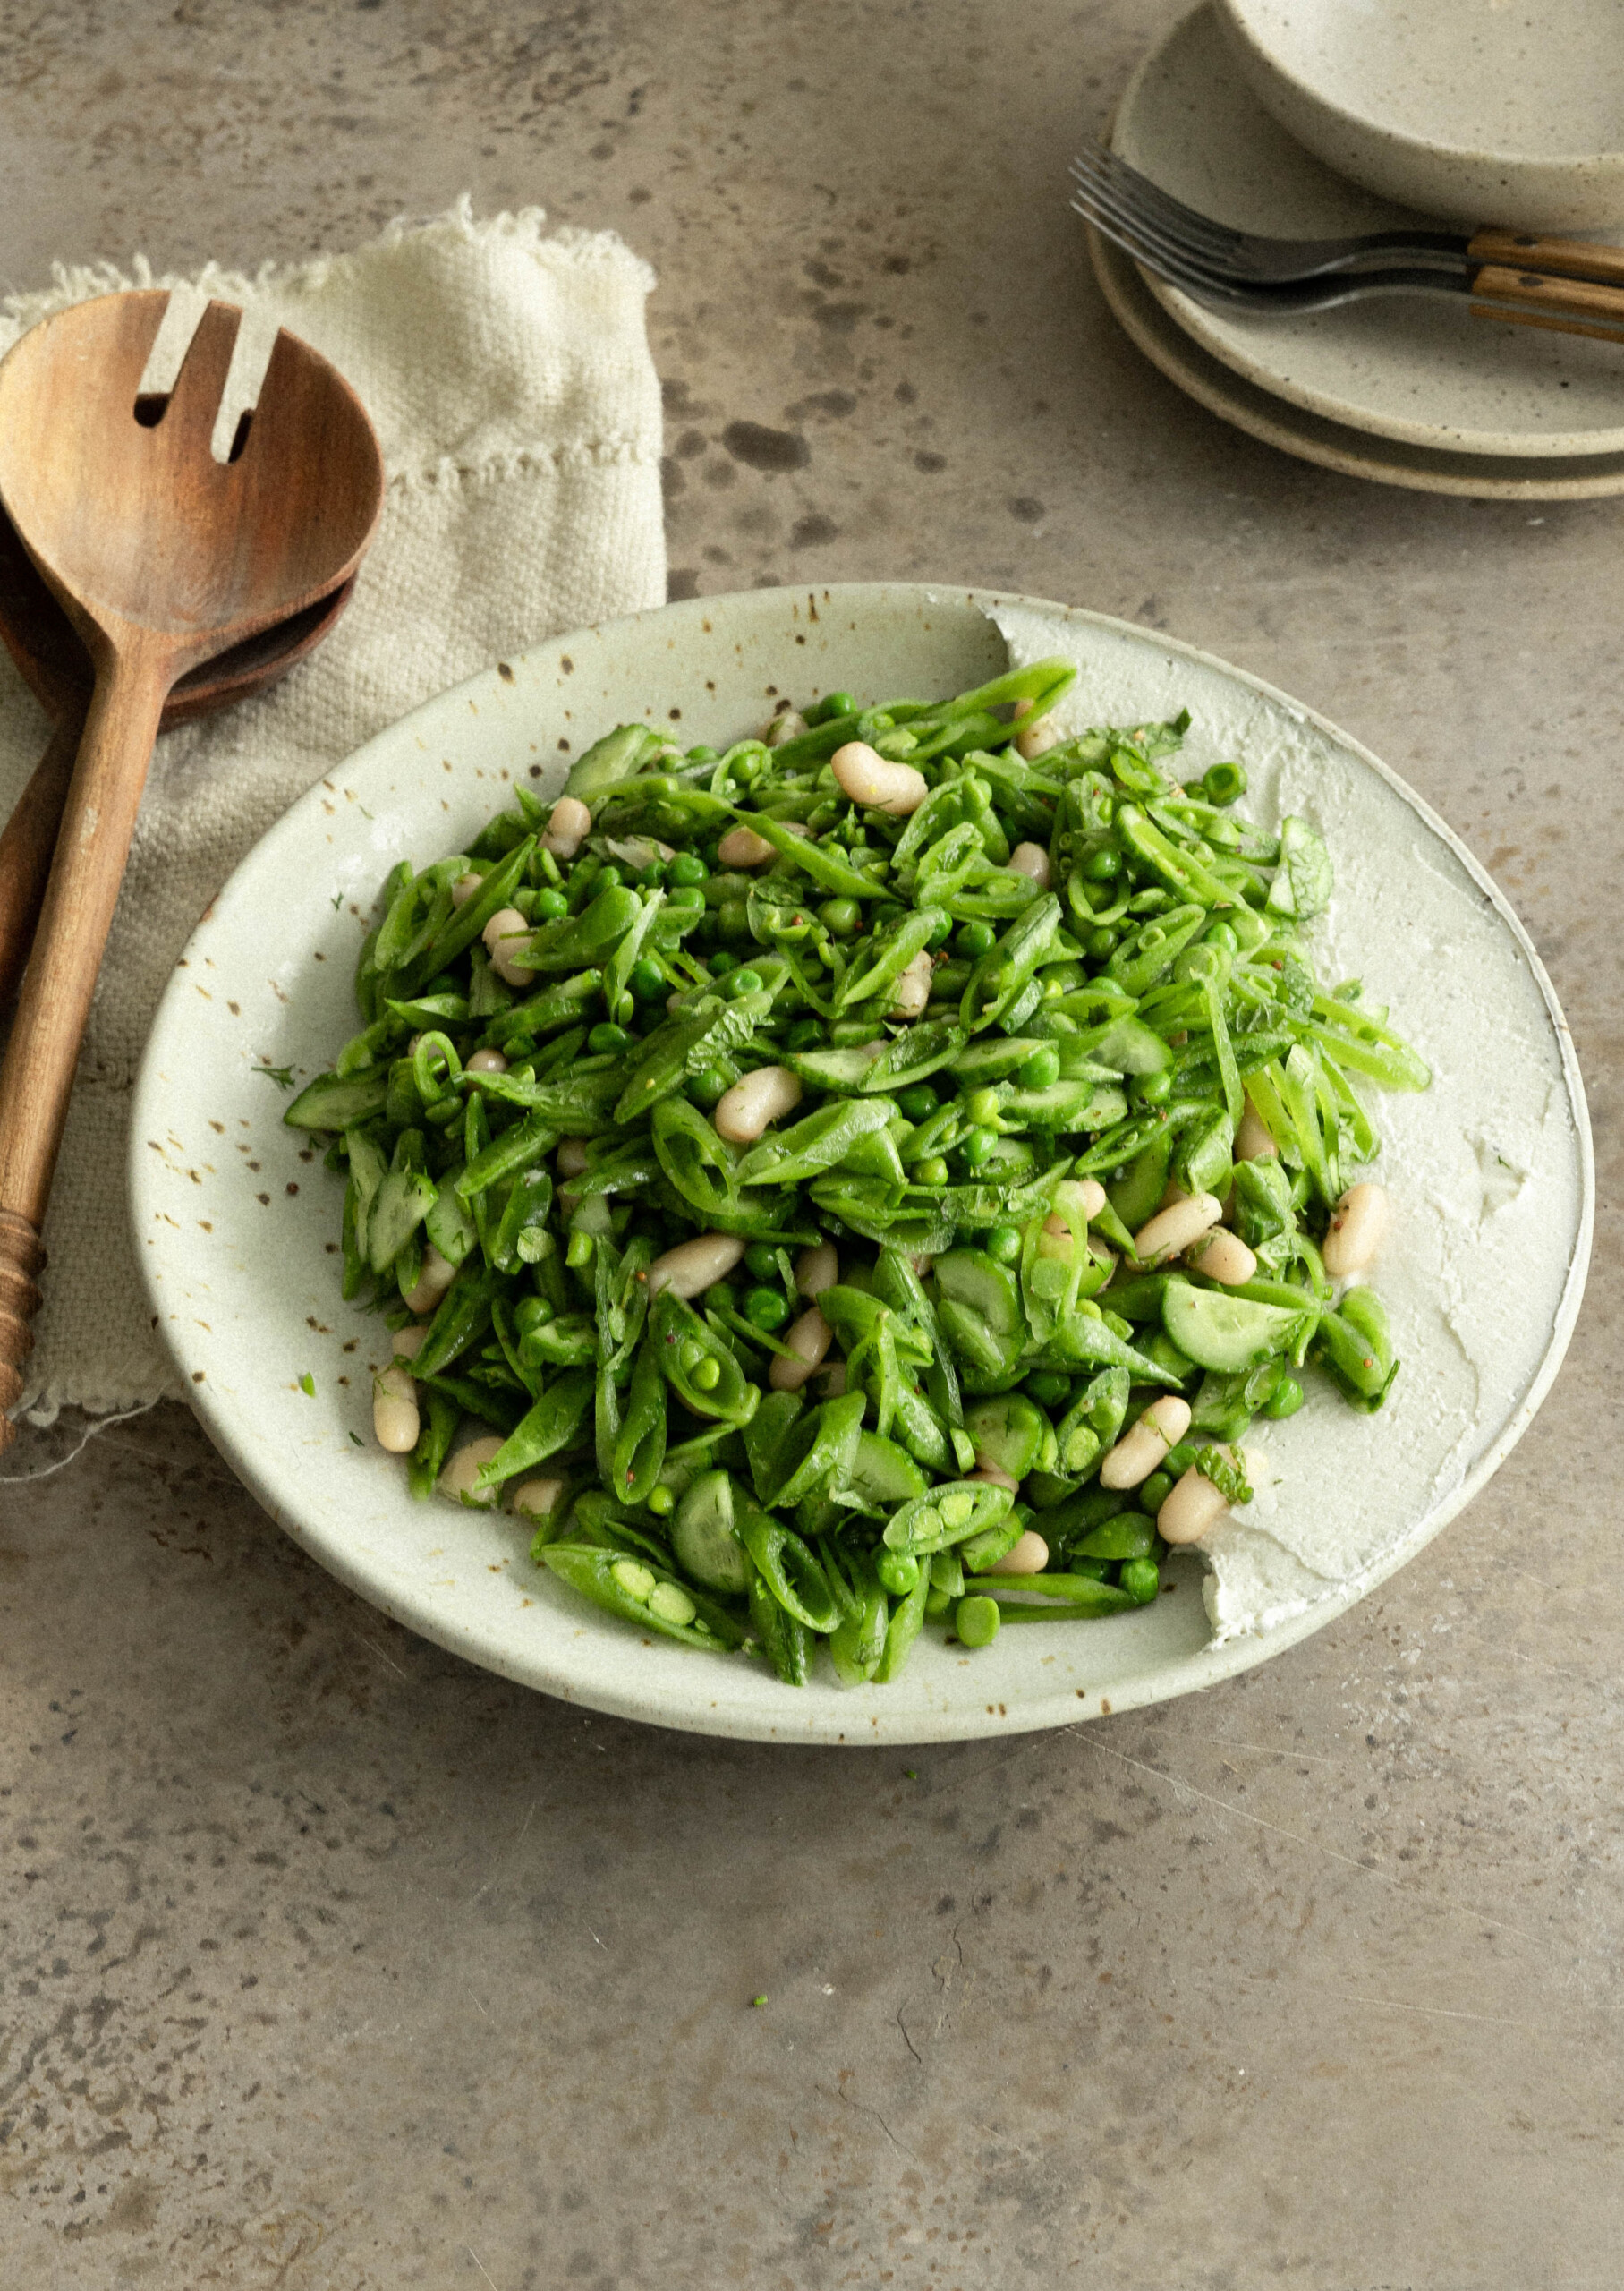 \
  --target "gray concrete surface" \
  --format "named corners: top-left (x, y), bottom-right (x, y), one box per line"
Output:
top-left (2, 3), bottom-right (1620, 2284)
